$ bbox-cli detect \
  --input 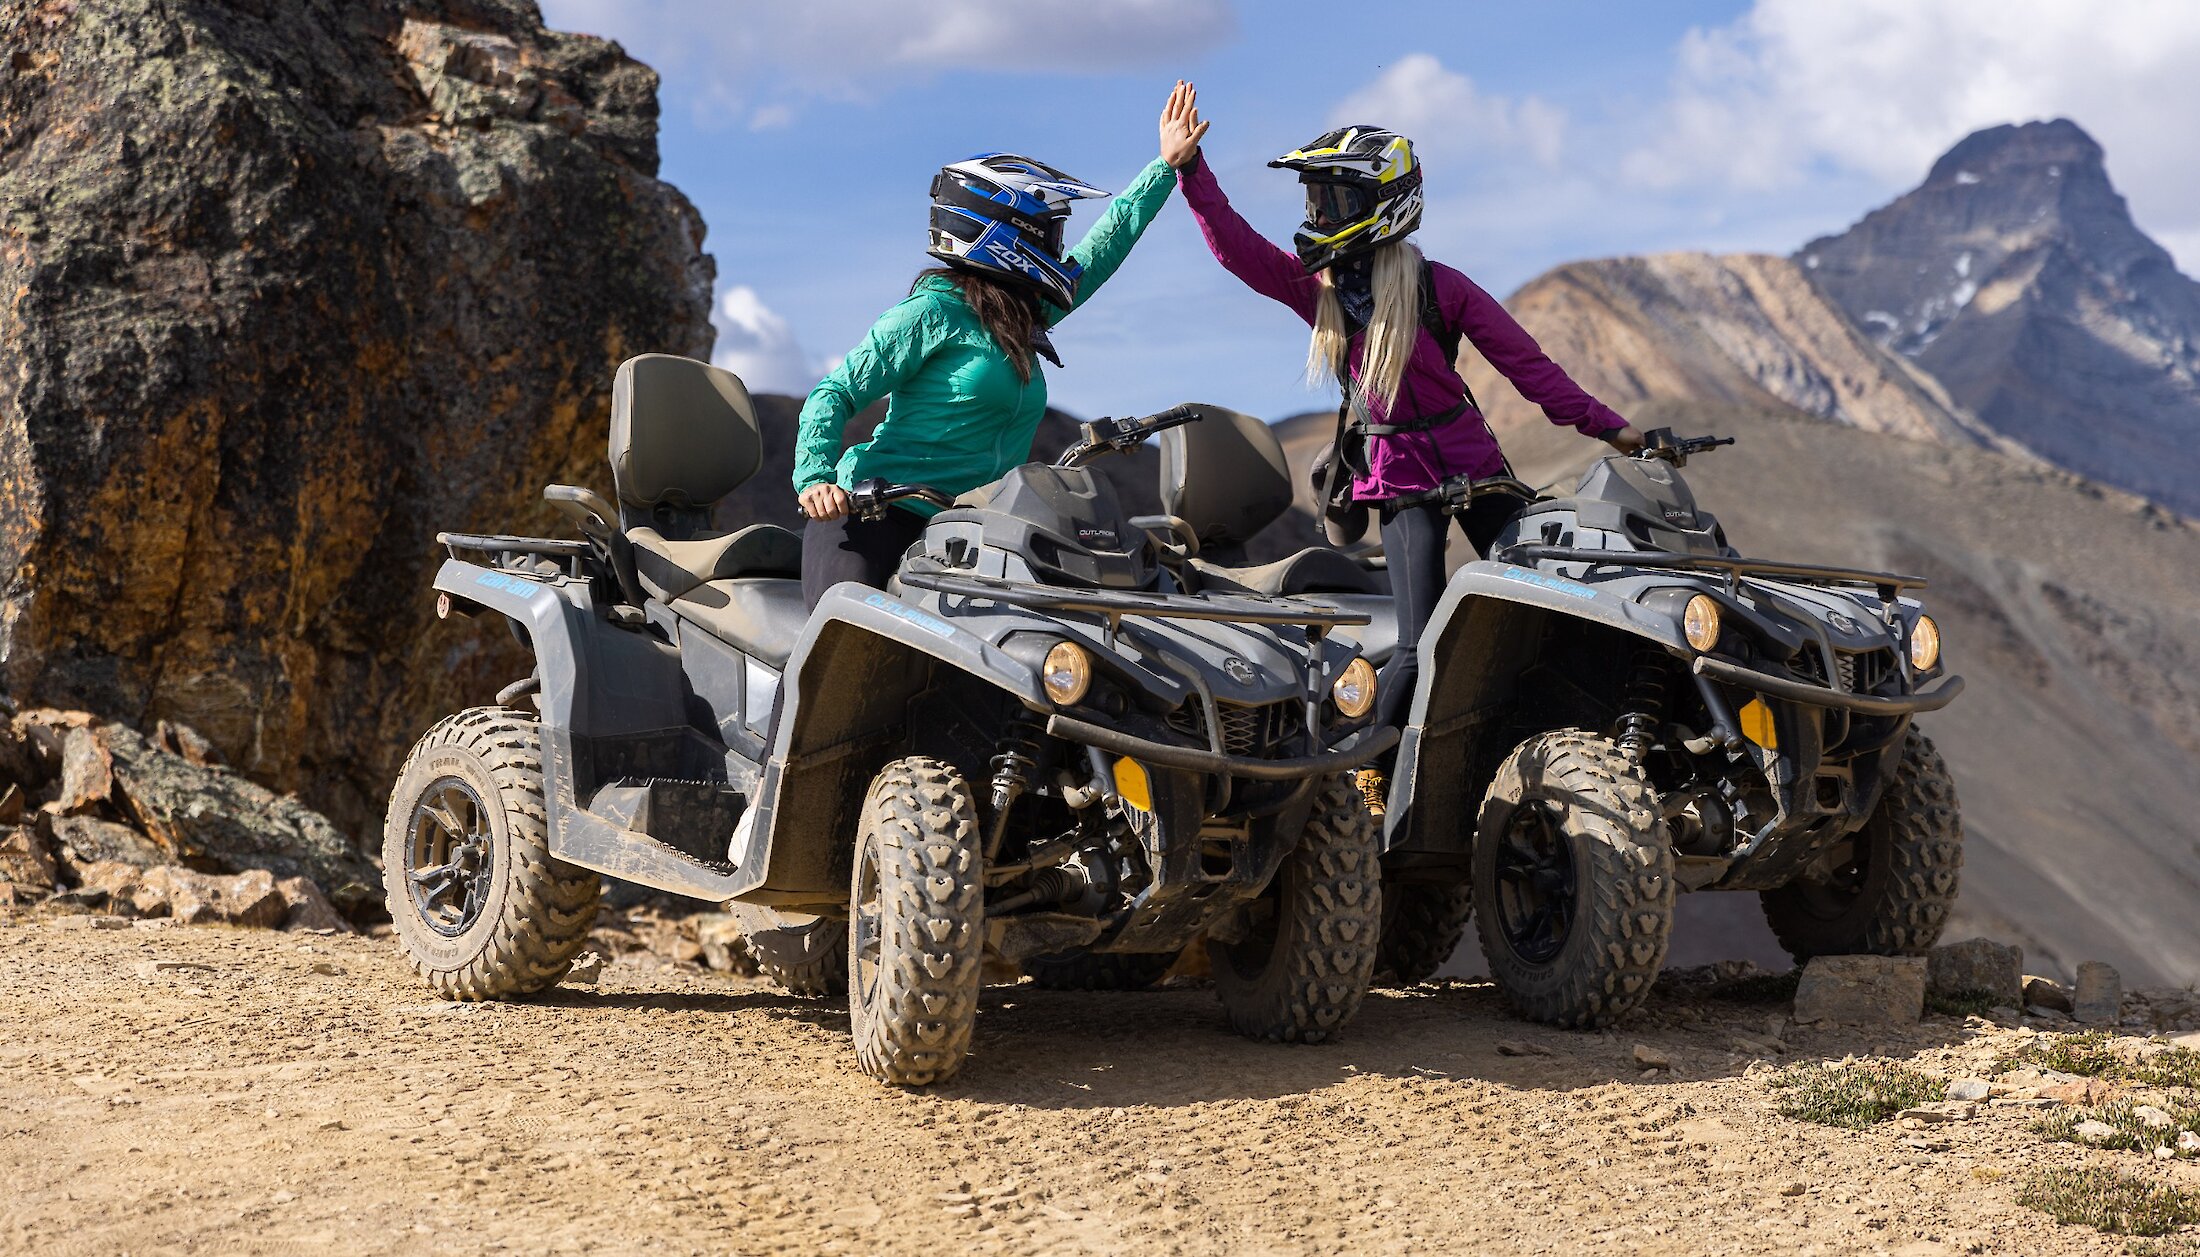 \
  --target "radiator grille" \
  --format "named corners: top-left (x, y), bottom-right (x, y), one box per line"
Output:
top-left (1167, 701), bottom-right (1305, 756)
